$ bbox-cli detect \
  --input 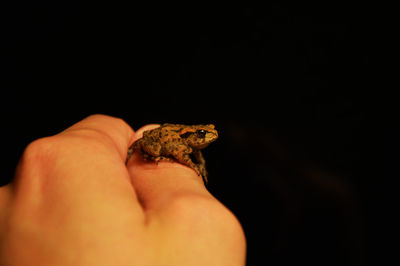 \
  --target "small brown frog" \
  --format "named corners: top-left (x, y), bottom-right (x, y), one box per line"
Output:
top-left (126, 124), bottom-right (218, 183)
